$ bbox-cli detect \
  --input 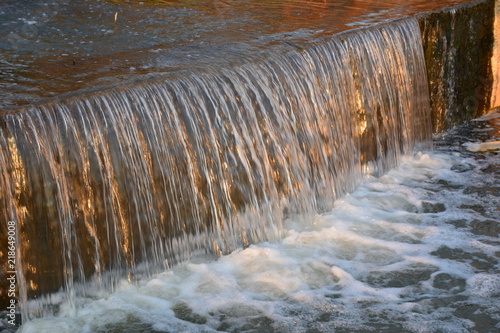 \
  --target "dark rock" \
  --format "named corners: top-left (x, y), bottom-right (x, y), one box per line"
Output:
top-left (437, 179), bottom-right (464, 189)
top-left (469, 258), bottom-right (497, 272)
top-left (432, 273), bottom-right (466, 293)
top-left (429, 295), bottom-right (469, 308)
top-left (367, 265), bottom-right (438, 288)
top-left (446, 219), bottom-right (467, 228)
top-left (464, 186), bottom-right (500, 197)
top-left (481, 164), bottom-right (500, 174)
top-left (317, 312), bottom-right (332, 322)
top-left (325, 293), bottom-right (342, 299)
top-left (94, 316), bottom-right (163, 333)
top-left (470, 219), bottom-right (500, 236)
top-left (459, 204), bottom-right (487, 214)
top-left (172, 302), bottom-right (207, 325)
top-left (217, 322), bottom-right (231, 332)
top-left (431, 245), bottom-right (497, 273)
top-left (451, 163), bottom-right (475, 173)
top-left (232, 316), bottom-right (274, 333)
top-left (421, 201), bottom-right (446, 213)
top-left (431, 246), bottom-right (472, 260)
top-left (453, 304), bottom-right (497, 331)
